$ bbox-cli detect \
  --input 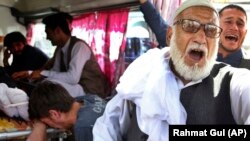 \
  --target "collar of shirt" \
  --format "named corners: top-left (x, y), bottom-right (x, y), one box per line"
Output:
top-left (61, 38), bottom-right (71, 53)
top-left (174, 72), bottom-right (203, 90)
top-left (217, 49), bottom-right (242, 67)
top-left (166, 59), bottom-right (203, 90)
